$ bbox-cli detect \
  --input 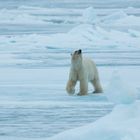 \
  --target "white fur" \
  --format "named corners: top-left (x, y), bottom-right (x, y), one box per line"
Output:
top-left (66, 52), bottom-right (103, 96)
